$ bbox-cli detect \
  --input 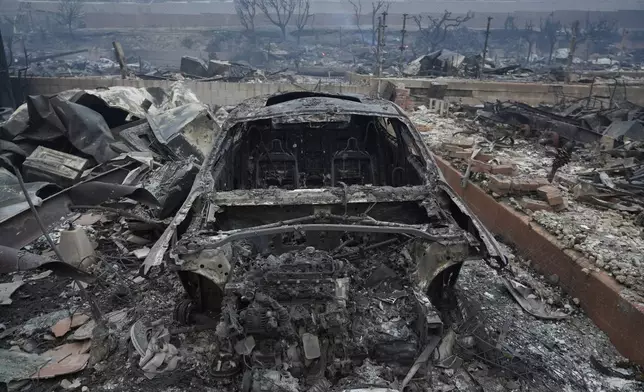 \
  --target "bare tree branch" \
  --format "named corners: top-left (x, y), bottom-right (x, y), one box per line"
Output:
top-left (371, 1), bottom-right (389, 46)
top-left (257, 0), bottom-right (296, 40)
top-left (56, 0), bottom-right (84, 36)
top-left (565, 16), bottom-right (617, 60)
top-left (1, 17), bottom-right (15, 65)
top-left (504, 15), bottom-right (517, 31)
top-left (413, 10), bottom-right (474, 53)
top-left (523, 20), bottom-right (537, 63)
top-left (540, 13), bottom-right (562, 64)
top-left (293, 0), bottom-right (313, 44)
top-left (234, 0), bottom-right (258, 37)
top-left (347, 0), bottom-right (365, 43)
